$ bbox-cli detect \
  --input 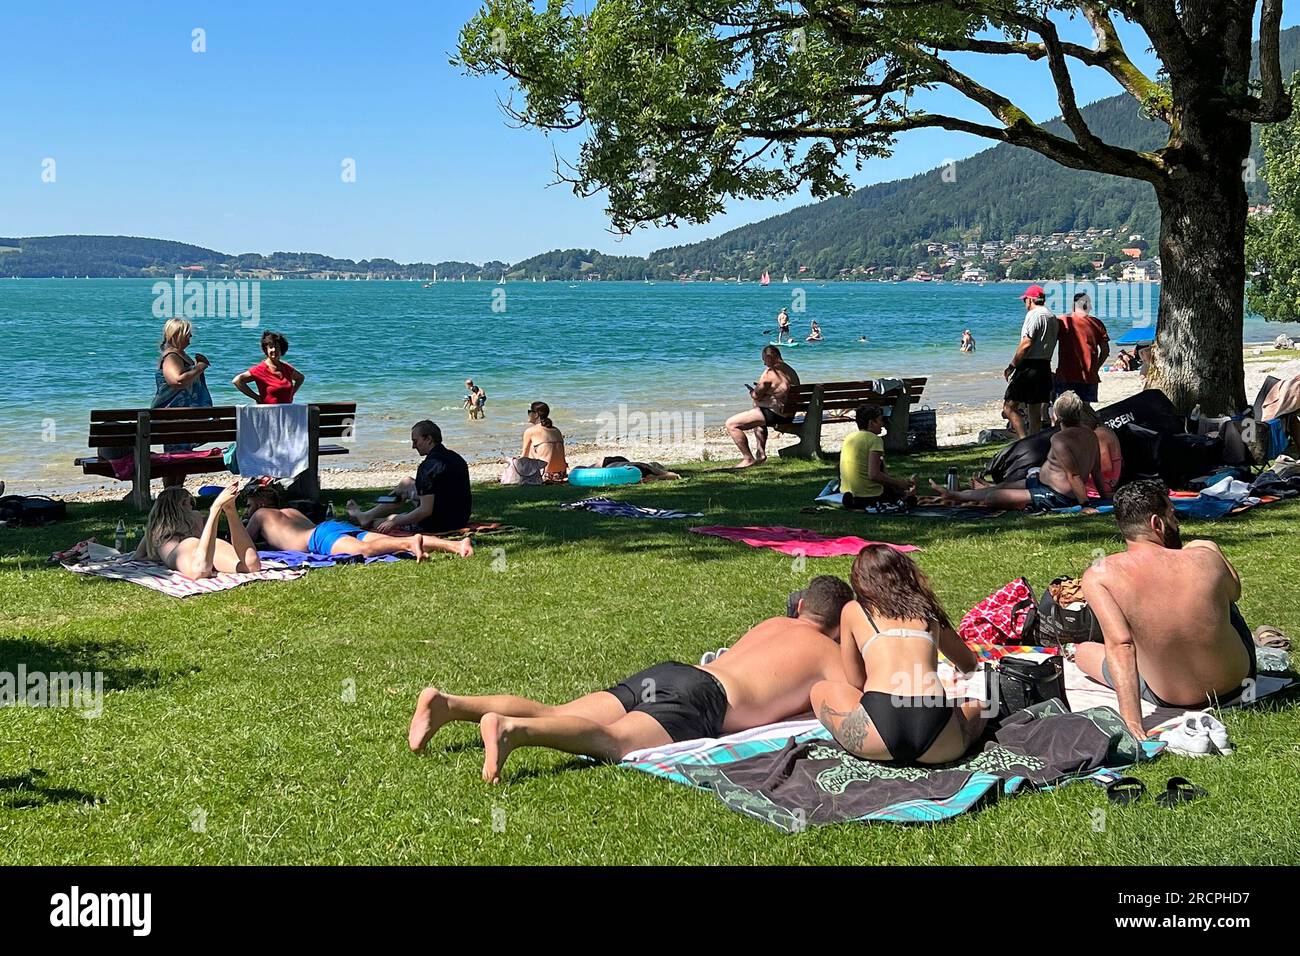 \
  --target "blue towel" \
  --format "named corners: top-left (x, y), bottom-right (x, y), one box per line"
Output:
top-left (559, 497), bottom-right (703, 519)
top-left (257, 549), bottom-right (400, 567)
